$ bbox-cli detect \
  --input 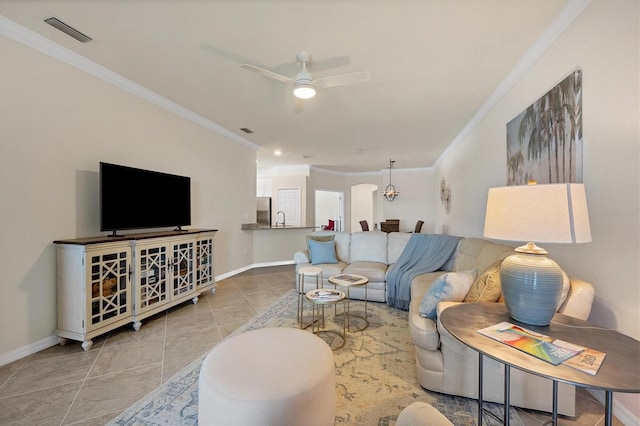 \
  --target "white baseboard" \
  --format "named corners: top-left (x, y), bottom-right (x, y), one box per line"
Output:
top-left (214, 260), bottom-right (294, 282)
top-left (587, 389), bottom-right (640, 426)
top-left (0, 335), bottom-right (60, 367)
top-left (250, 260), bottom-right (295, 268)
